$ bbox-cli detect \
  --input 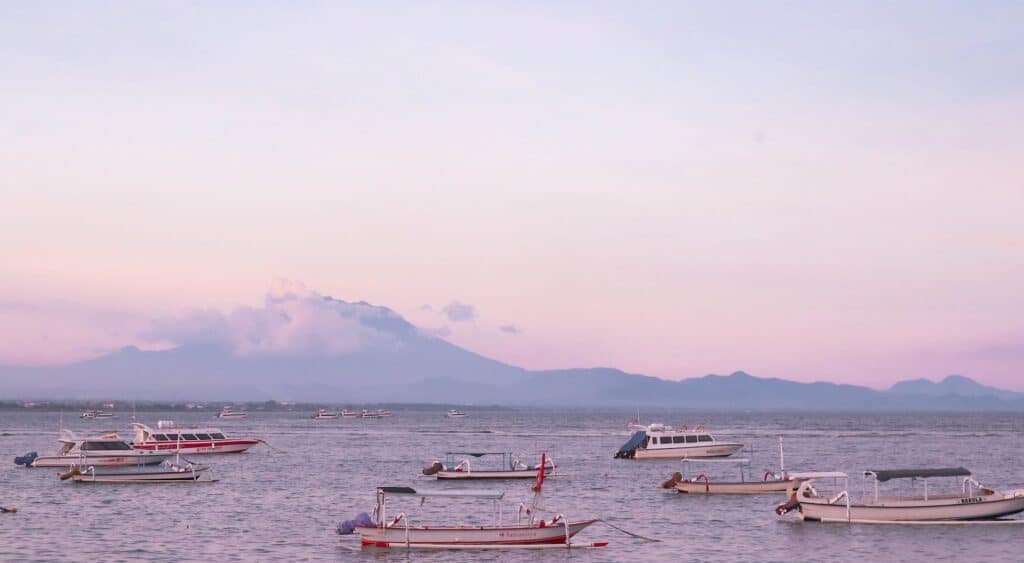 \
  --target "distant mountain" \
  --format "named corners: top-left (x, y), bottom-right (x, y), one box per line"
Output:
top-left (1, 294), bottom-right (1022, 410)
top-left (889, 375), bottom-right (1023, 401)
